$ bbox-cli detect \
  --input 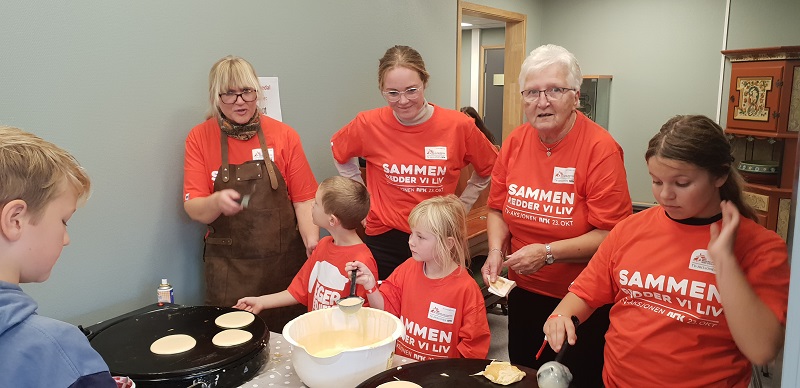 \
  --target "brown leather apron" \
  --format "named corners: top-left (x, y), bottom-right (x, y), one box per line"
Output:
top-left (204, 127), bottom-right (306, 333)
